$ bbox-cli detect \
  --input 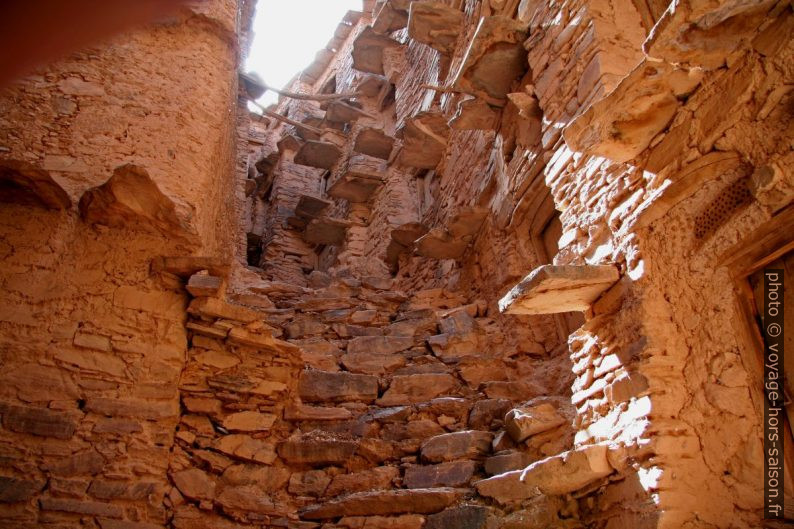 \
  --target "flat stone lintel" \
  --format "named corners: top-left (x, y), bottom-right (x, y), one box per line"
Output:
top-left (397, 112), bottom-right (449, 169)
top-left (352, 26), bottom-right (402, 75)
top-left (414, 228), bottom-right (469, 260)
top-left (304, 217), bottom-right (352, 245)
top-left (325, 100), bottom-right (370, 123)
top-left (499, 264), bottom-right (619, 314)
top-left (327, 173), bottom-right (383, 203)
top-left (372, 1), bottom-right (409, 34)
top-left (408, 2), bottom-right (464, 54)
top-left (294, 141), bottom-right (342, 170)
top-left (295, 194), bottom-right (332, 220)
top-left (354, 127), bottom-right (396, 160)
